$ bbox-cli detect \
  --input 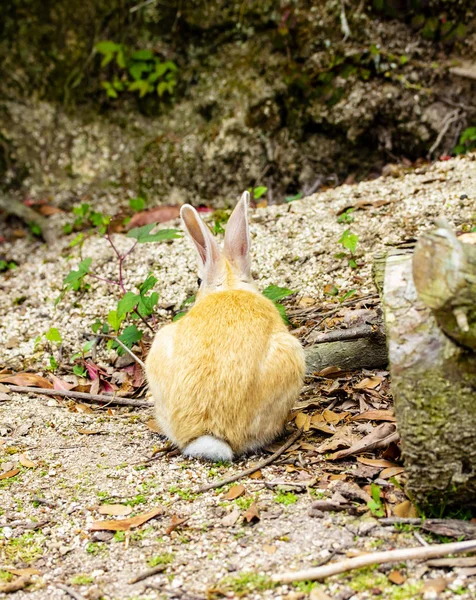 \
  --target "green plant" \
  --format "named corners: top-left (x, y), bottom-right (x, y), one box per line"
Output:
top-left (148, 553), bottom-right (174, 567)
top-left (70, 574), bottom-right (94, 585)
top-left (234, 496), bottom-right (255, 510)
top-left (367, 483), bottom-right (385, 517)
top-left (337, 208), bottom-right (354, 224)
top-left (454, 126), bottom-right (476, 155)
top-left (220, 572), bottom-right (273, 595)
top-left (262, 284), bottom-right (294, 324)
top-left (4, 532), bottom-right (45, 563)
top-left (275, 490), bottom-right (298, 505)
top-left (0, 260), bottom-right (17, 272)
top-left (336, 229), bottom-right (359, 268)
top-left (95, 41), bottom-right (178, 100)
